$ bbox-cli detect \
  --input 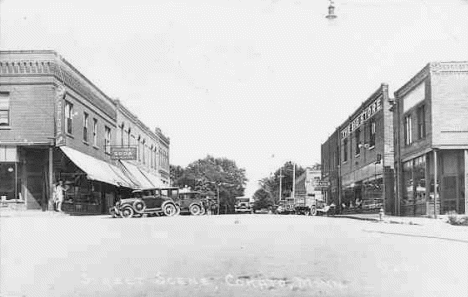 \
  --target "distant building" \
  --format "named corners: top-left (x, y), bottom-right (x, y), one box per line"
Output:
top-left (393, 62), bottom-right (468, 216)
top-left (294, 167), bottom-right (323, 202)
top-left (0, 50), bottom-right (171, 213)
